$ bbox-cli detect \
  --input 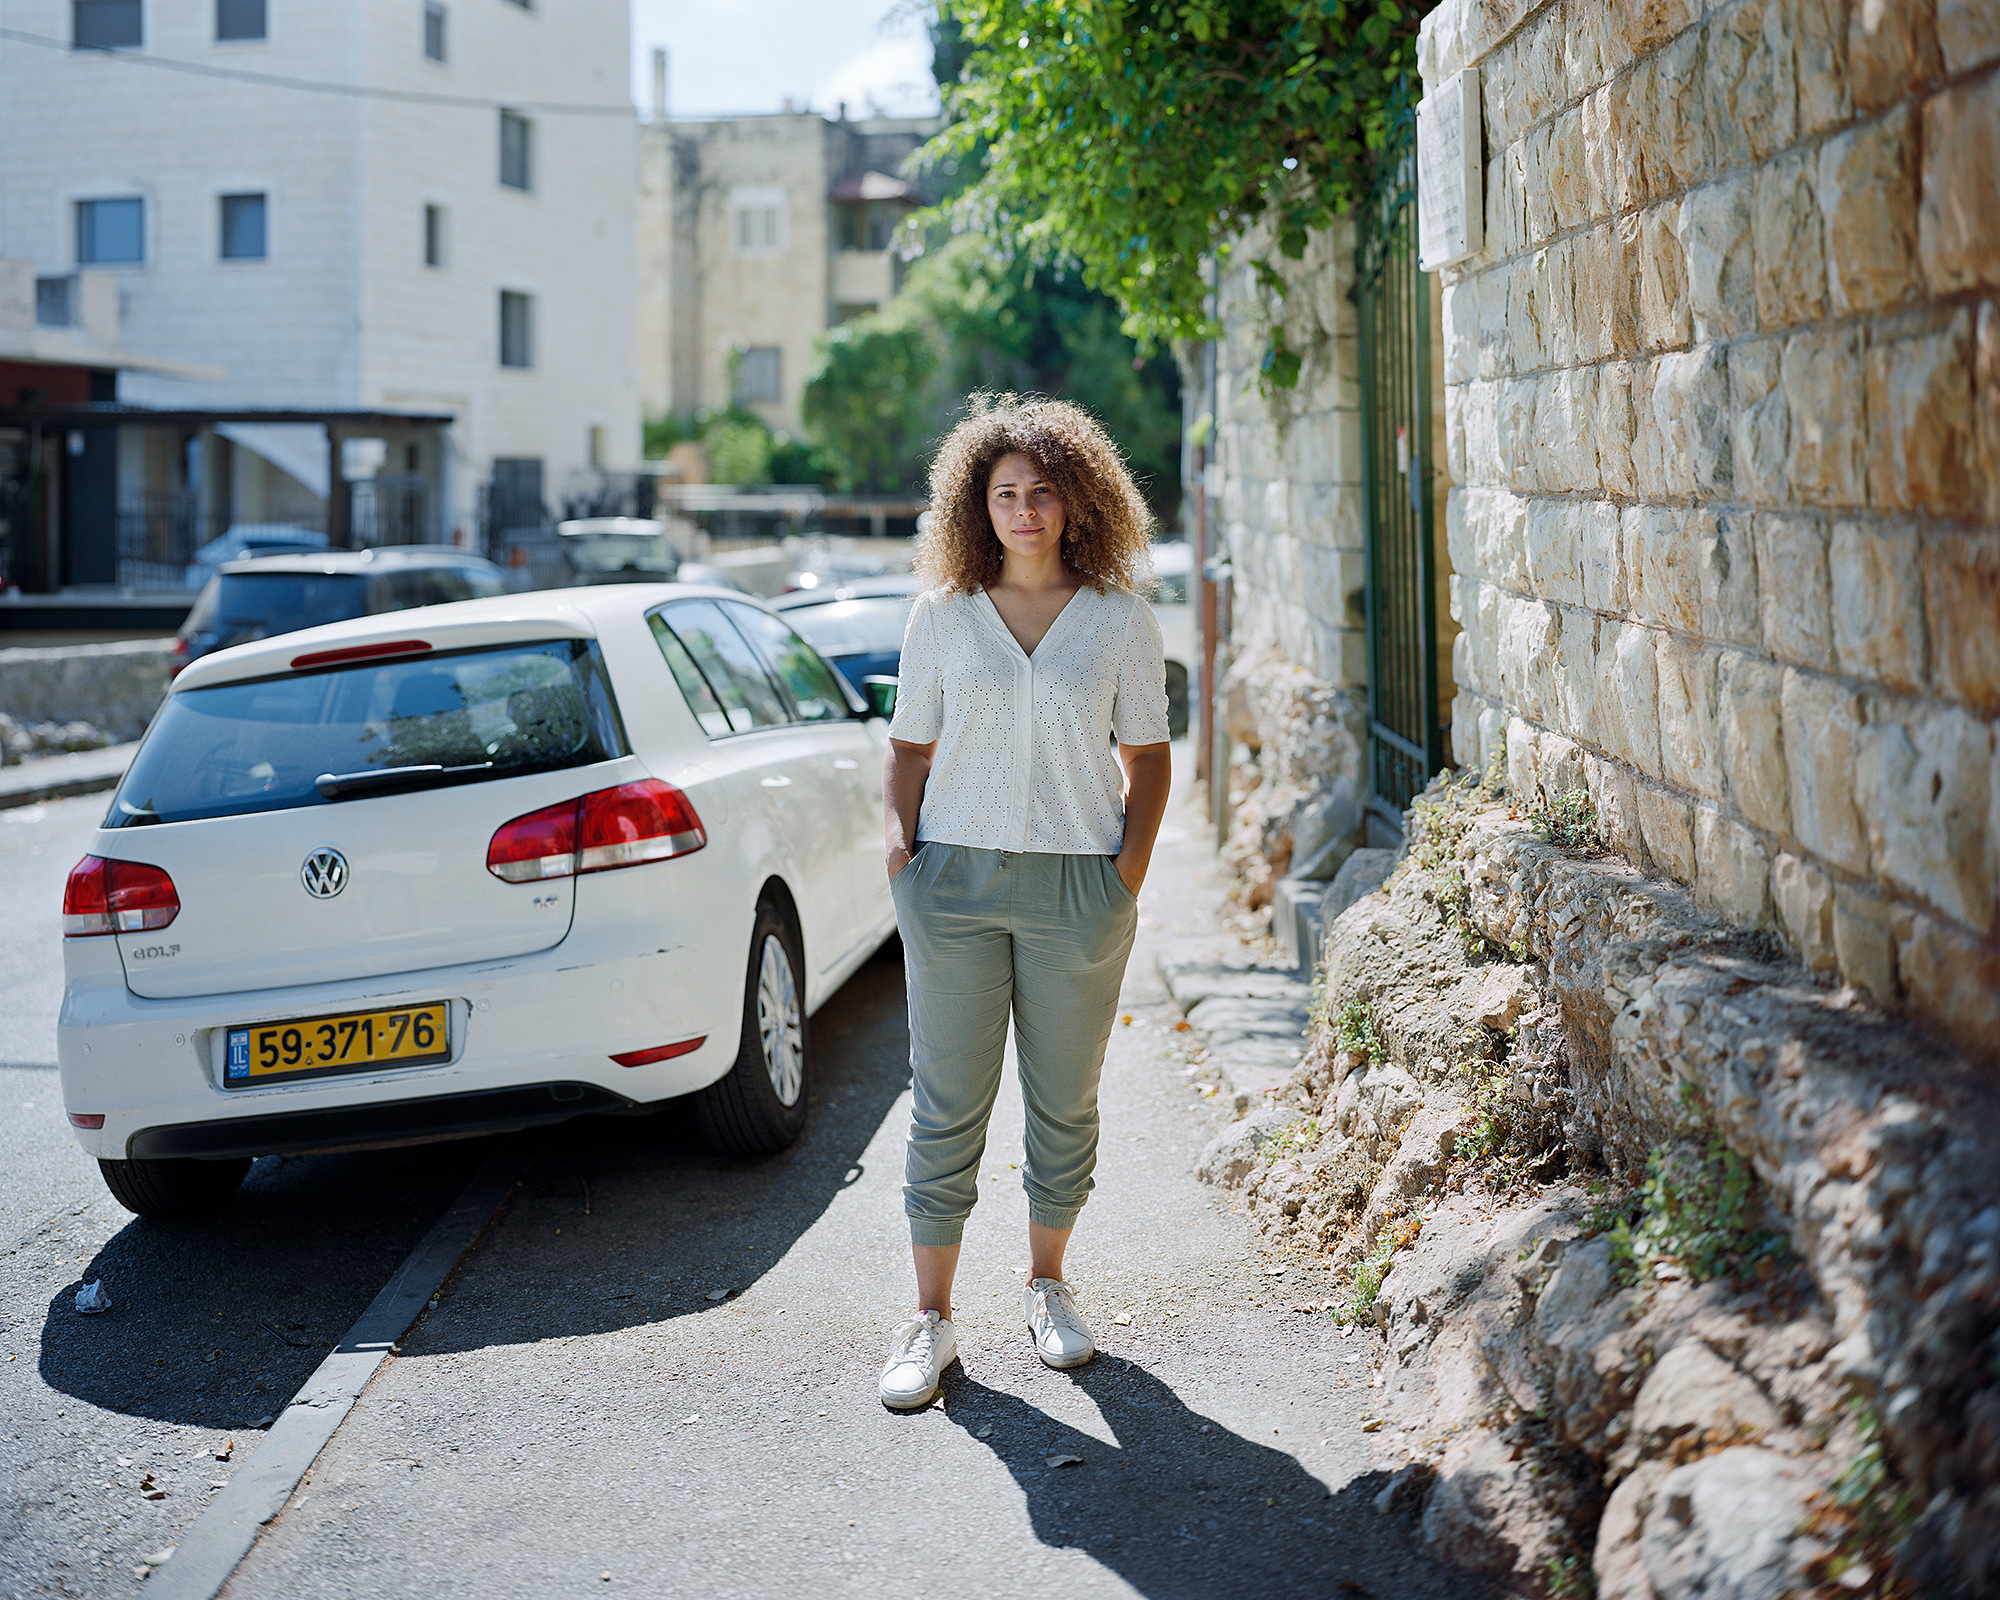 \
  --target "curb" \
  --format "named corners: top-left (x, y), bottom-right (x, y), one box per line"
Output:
top-left (0, 744), bottom-right (139, 811)
top-left (1156, 954), bottom-right (1313, 1114)
top-left (148, 1136), bottom-right (536, 1600)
